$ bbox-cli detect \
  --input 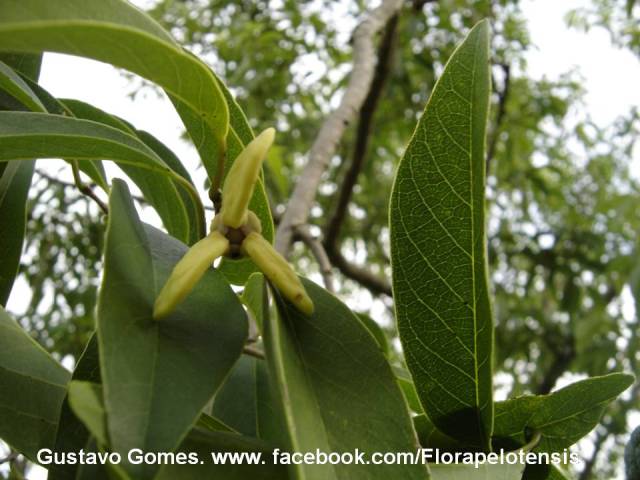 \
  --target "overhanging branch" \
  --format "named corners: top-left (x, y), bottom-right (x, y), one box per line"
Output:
top-left (322, 13), bottom-right (399, 298)
top-left (275, 0), bottom-right (404, 255)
